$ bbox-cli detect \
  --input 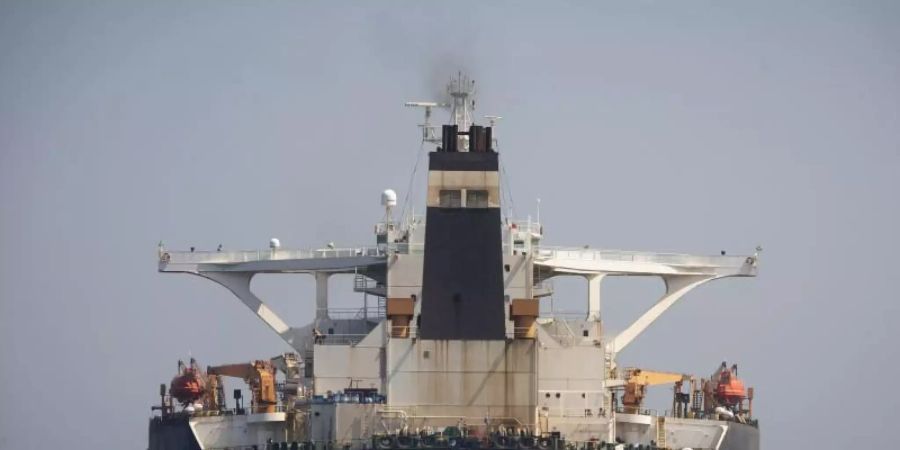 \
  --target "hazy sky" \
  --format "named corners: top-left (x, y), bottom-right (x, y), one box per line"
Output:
top-left (1, 2), bottom-right (898, 449)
